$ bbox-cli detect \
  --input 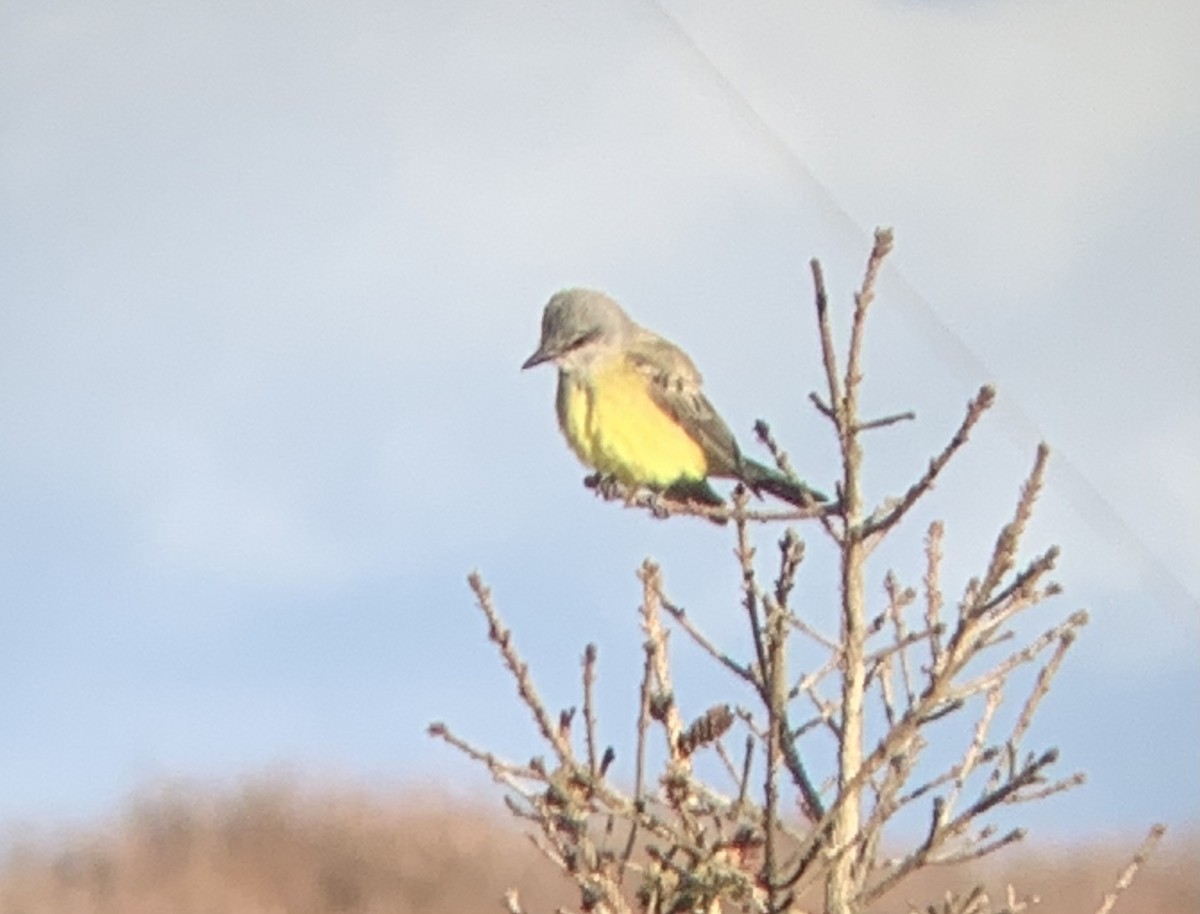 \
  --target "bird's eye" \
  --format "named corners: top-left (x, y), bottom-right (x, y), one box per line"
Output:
top-left (568, 329), bottom-right (603, 350)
